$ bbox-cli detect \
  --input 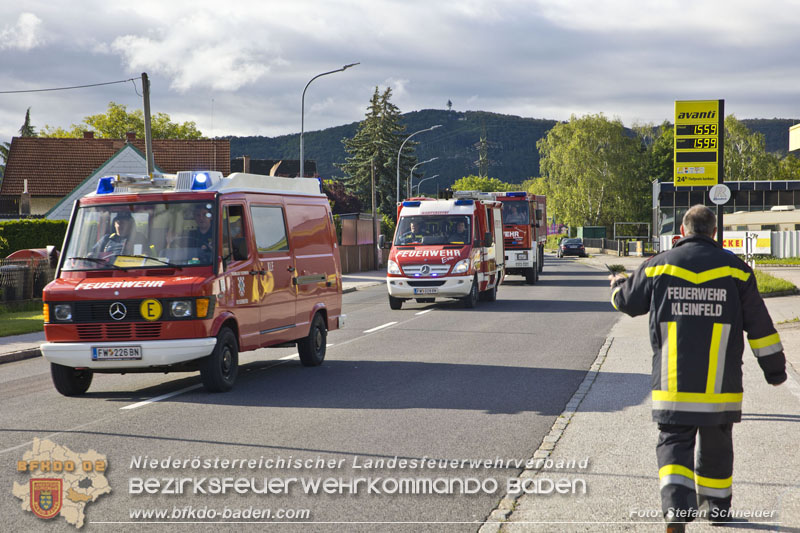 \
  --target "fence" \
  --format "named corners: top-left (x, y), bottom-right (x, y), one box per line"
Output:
top-left (338, 213), bottom-right (379, 274)
top-left (0, 257), bottom-right (55, 303)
